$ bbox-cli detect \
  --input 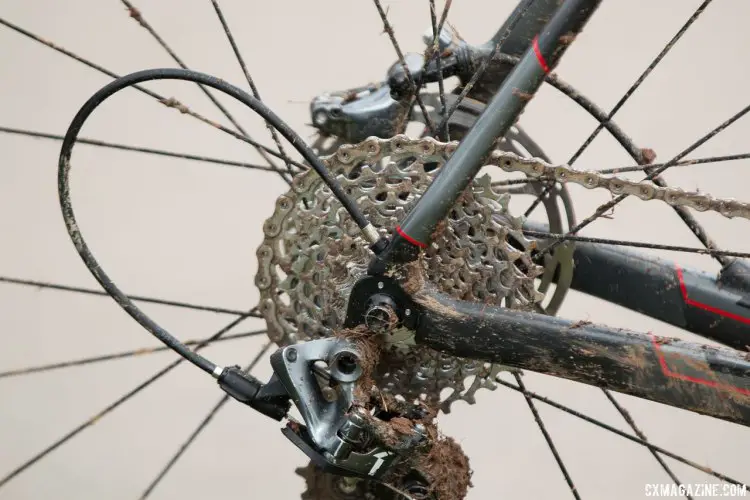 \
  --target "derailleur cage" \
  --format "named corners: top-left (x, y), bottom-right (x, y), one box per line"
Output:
top-left (220, 333), bottom-right (422, 479)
